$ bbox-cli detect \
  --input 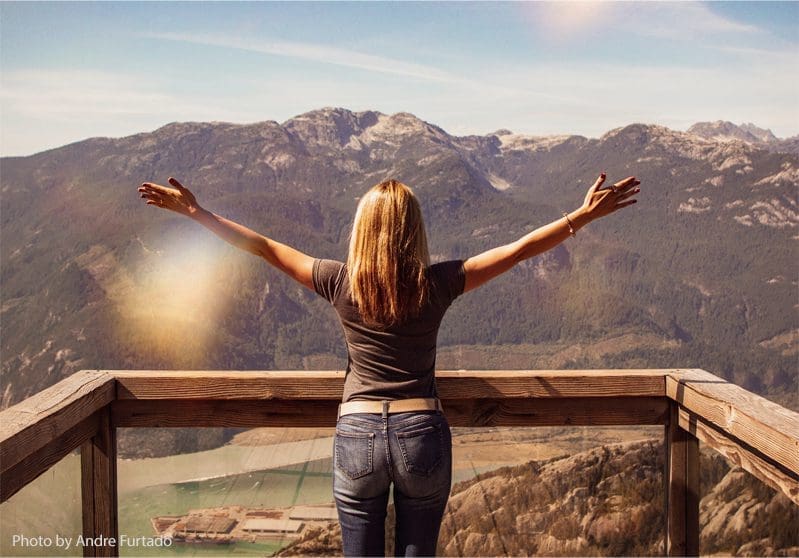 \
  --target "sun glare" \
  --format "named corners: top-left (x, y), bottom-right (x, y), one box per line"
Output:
top-left (521, 2), bottom-right (612, 42)
top-left (115, 230), bottom-right (237, 368)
